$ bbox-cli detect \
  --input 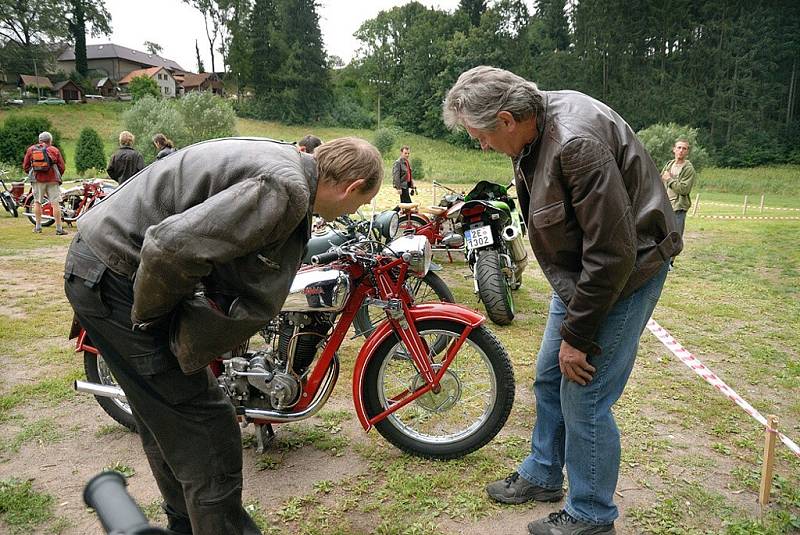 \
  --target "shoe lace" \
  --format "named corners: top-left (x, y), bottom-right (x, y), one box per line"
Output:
top-left (546, 510), bottom-right (578, 526)
top-left (504, 472), bottom-right (520, 487)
